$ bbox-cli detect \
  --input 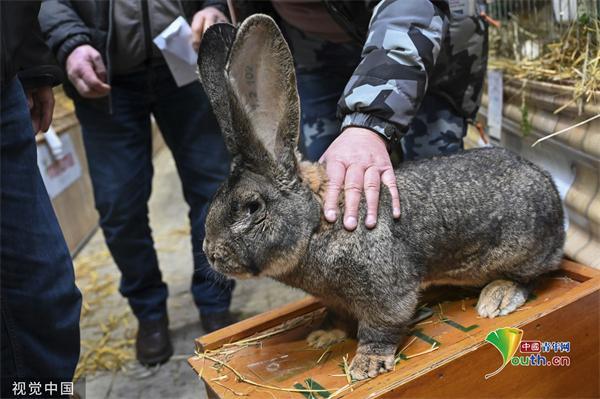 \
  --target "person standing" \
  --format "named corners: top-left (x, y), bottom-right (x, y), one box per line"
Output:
top-left (1, 1), bottom-right (82, 395)
top-left (39, 0), bottom-right (236, 366)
